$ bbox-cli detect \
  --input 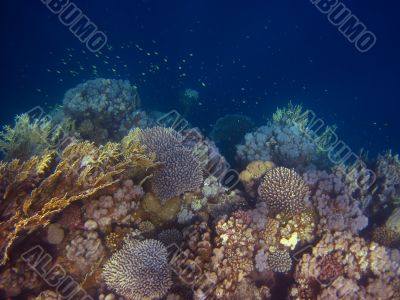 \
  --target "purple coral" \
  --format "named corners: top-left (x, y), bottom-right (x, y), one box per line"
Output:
top-left (139, 127), bottom-right (203, 203)
top-left (303, 170), bottom-right (368, 234)
top-left (102, 239), bottom-right (172, 300)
